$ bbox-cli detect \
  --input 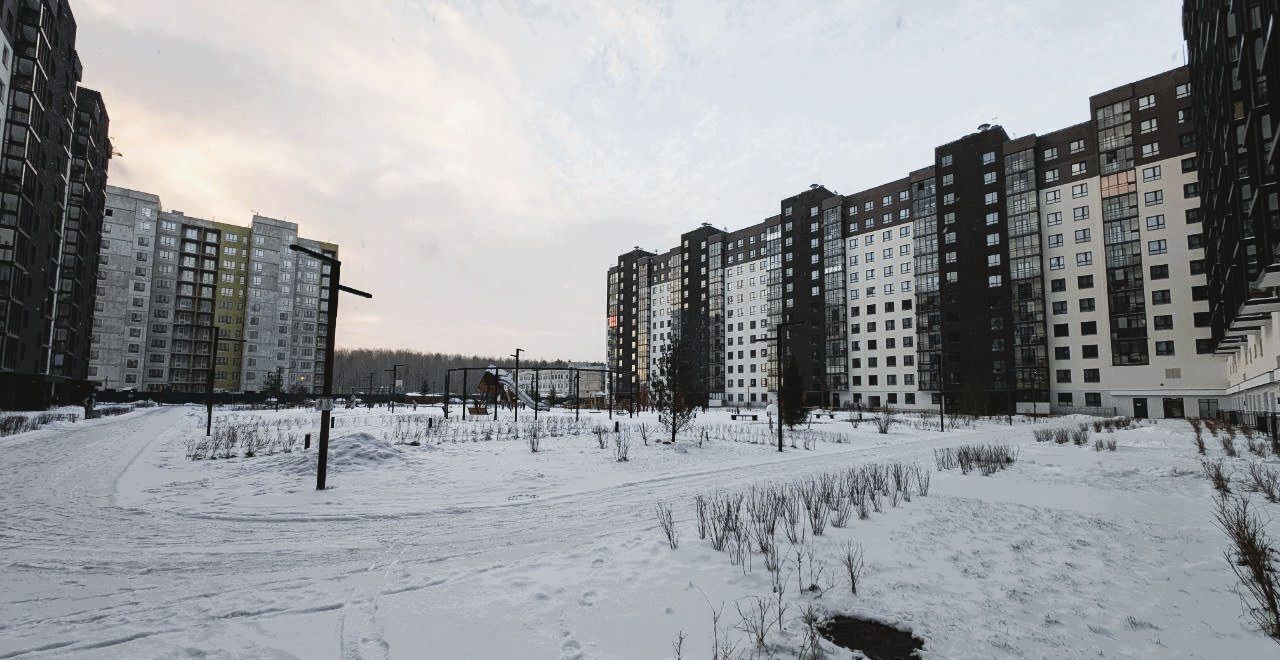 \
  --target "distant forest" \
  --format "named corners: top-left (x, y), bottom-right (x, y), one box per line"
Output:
top-left (332, 348), bottom-right (596, 394)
